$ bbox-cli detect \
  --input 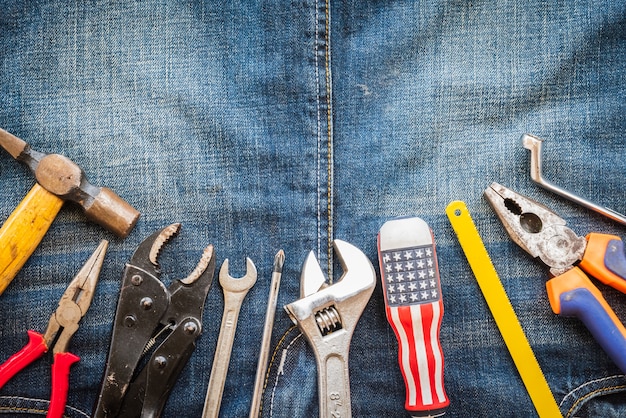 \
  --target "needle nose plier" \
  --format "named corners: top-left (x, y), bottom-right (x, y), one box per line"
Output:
top-left (0, 239), bottom-right (108, 418)
top-left (484, 183), bottom-right (626, 373)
